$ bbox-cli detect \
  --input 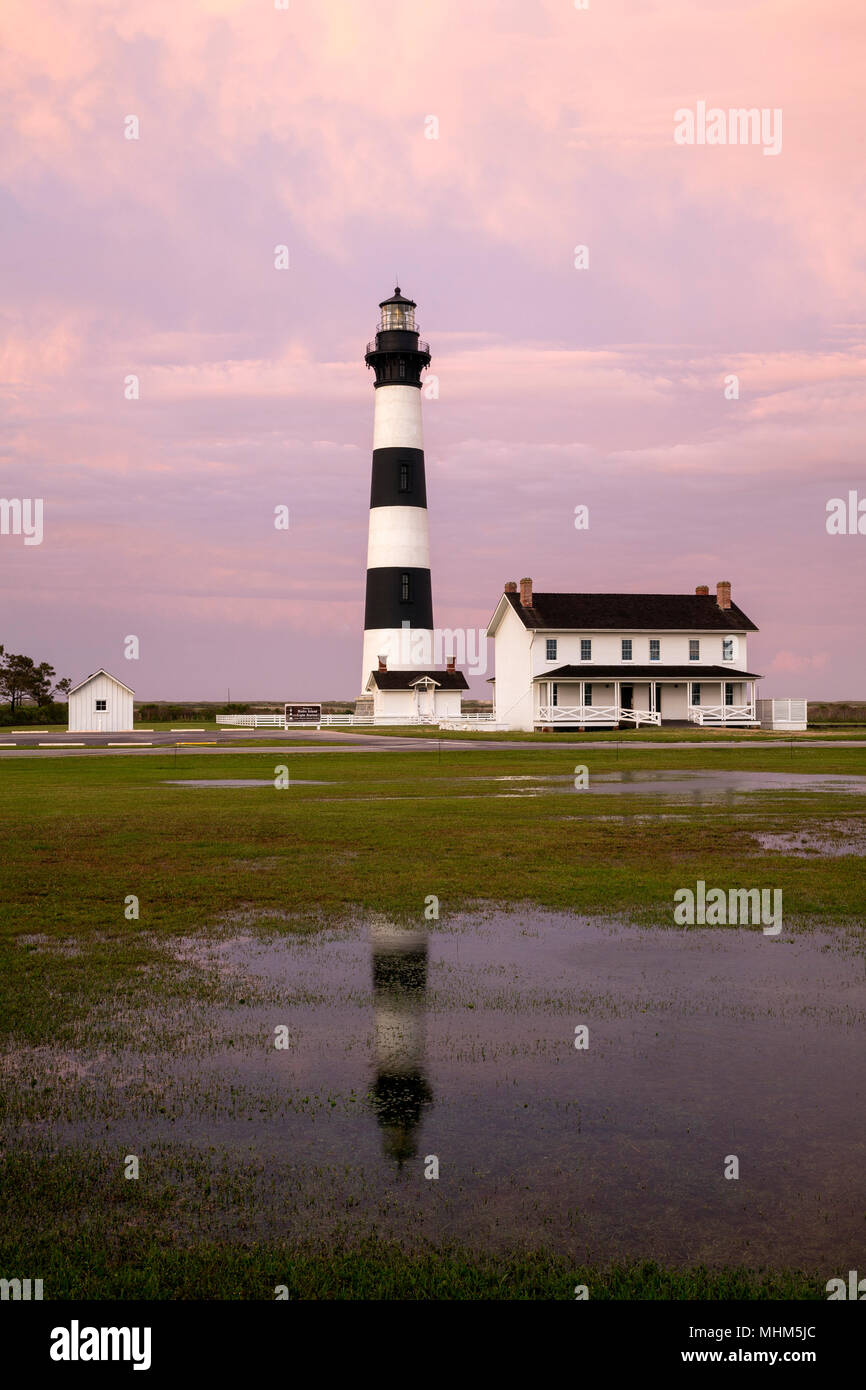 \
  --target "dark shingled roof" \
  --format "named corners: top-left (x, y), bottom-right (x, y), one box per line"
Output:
top-left (537, 664), bottom-right (761, 681)
top-left (369, 669), bottom-right (469, 690)
top-left (504, 591), bottom-right (757, 632)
